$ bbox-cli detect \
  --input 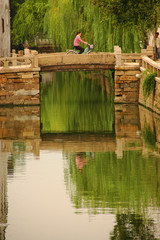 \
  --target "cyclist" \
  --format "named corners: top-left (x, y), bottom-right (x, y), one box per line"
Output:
top-left (74, 32), bottom-right (88, 54)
